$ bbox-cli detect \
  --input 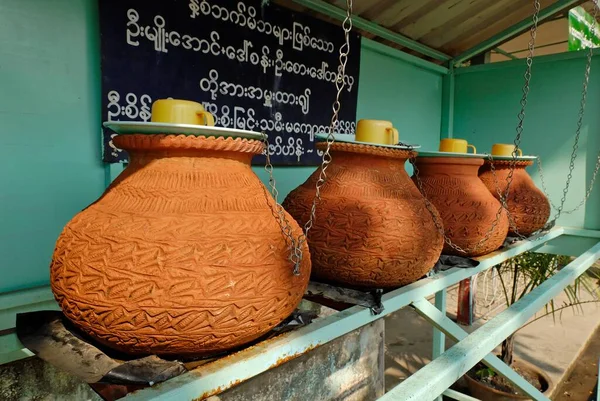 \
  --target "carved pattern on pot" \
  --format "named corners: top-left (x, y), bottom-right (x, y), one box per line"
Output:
top-left (479, 160), bottom-right (550, 236)
top-left (282, 142), bottom-right (444, 289)
top-left (413, 157), bottom-right (509, 257)
top-left (51, 135), bottom-right (310, 356)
